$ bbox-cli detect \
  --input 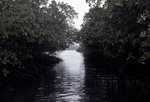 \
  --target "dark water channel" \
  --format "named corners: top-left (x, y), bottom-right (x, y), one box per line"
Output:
top-left (1, 50), bottom-right (150, 102)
